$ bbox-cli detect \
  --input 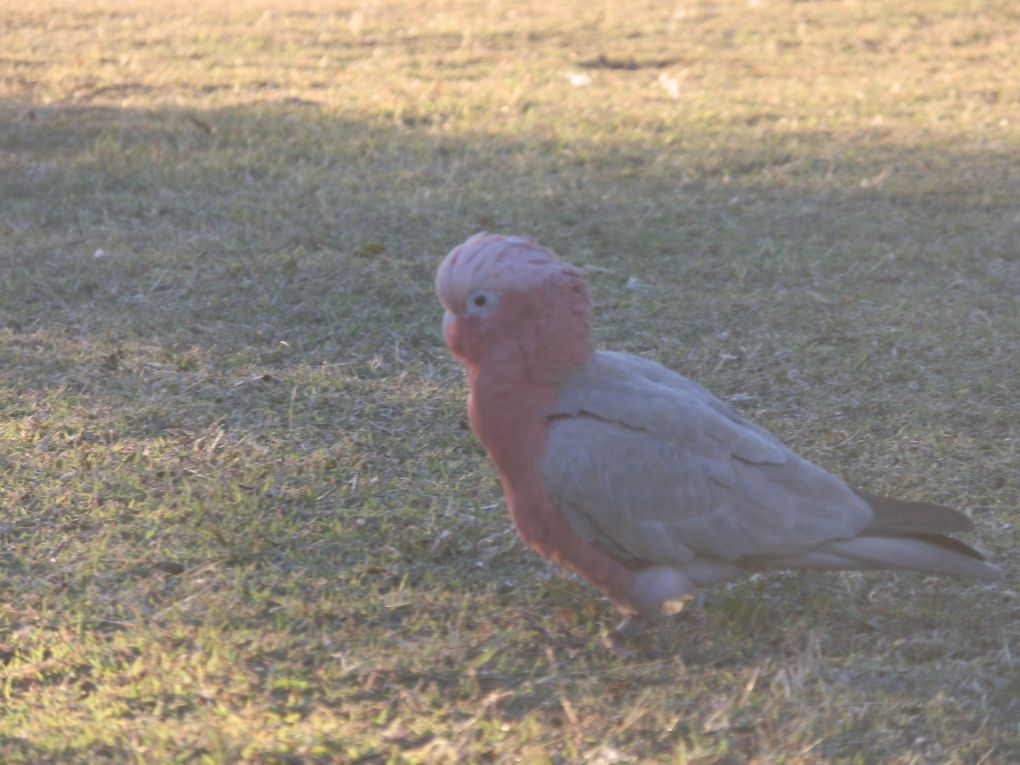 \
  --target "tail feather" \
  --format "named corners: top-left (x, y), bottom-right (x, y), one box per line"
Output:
top-left (856, 489), bottom-right (975, 534)
top-left (819, 535), bottom-right (1002, 582)
top-left (760, 492), bottom-right (1003, 582)
top-left (881, 531), bottom-right (985, 561)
